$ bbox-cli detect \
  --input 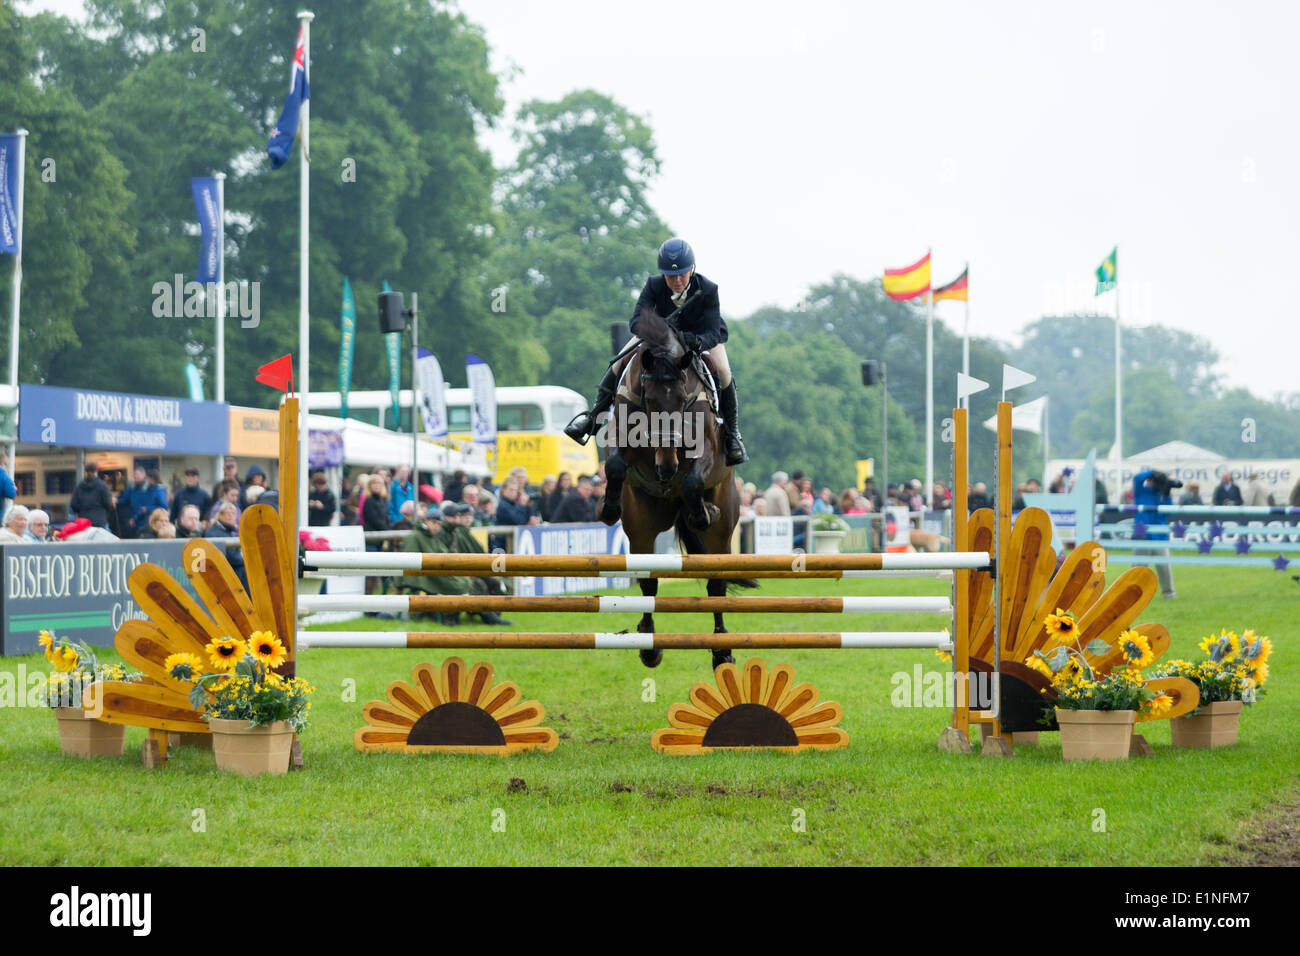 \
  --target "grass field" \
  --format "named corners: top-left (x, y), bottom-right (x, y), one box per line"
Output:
top-left (1, 565), bottom-right (1294, 866)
